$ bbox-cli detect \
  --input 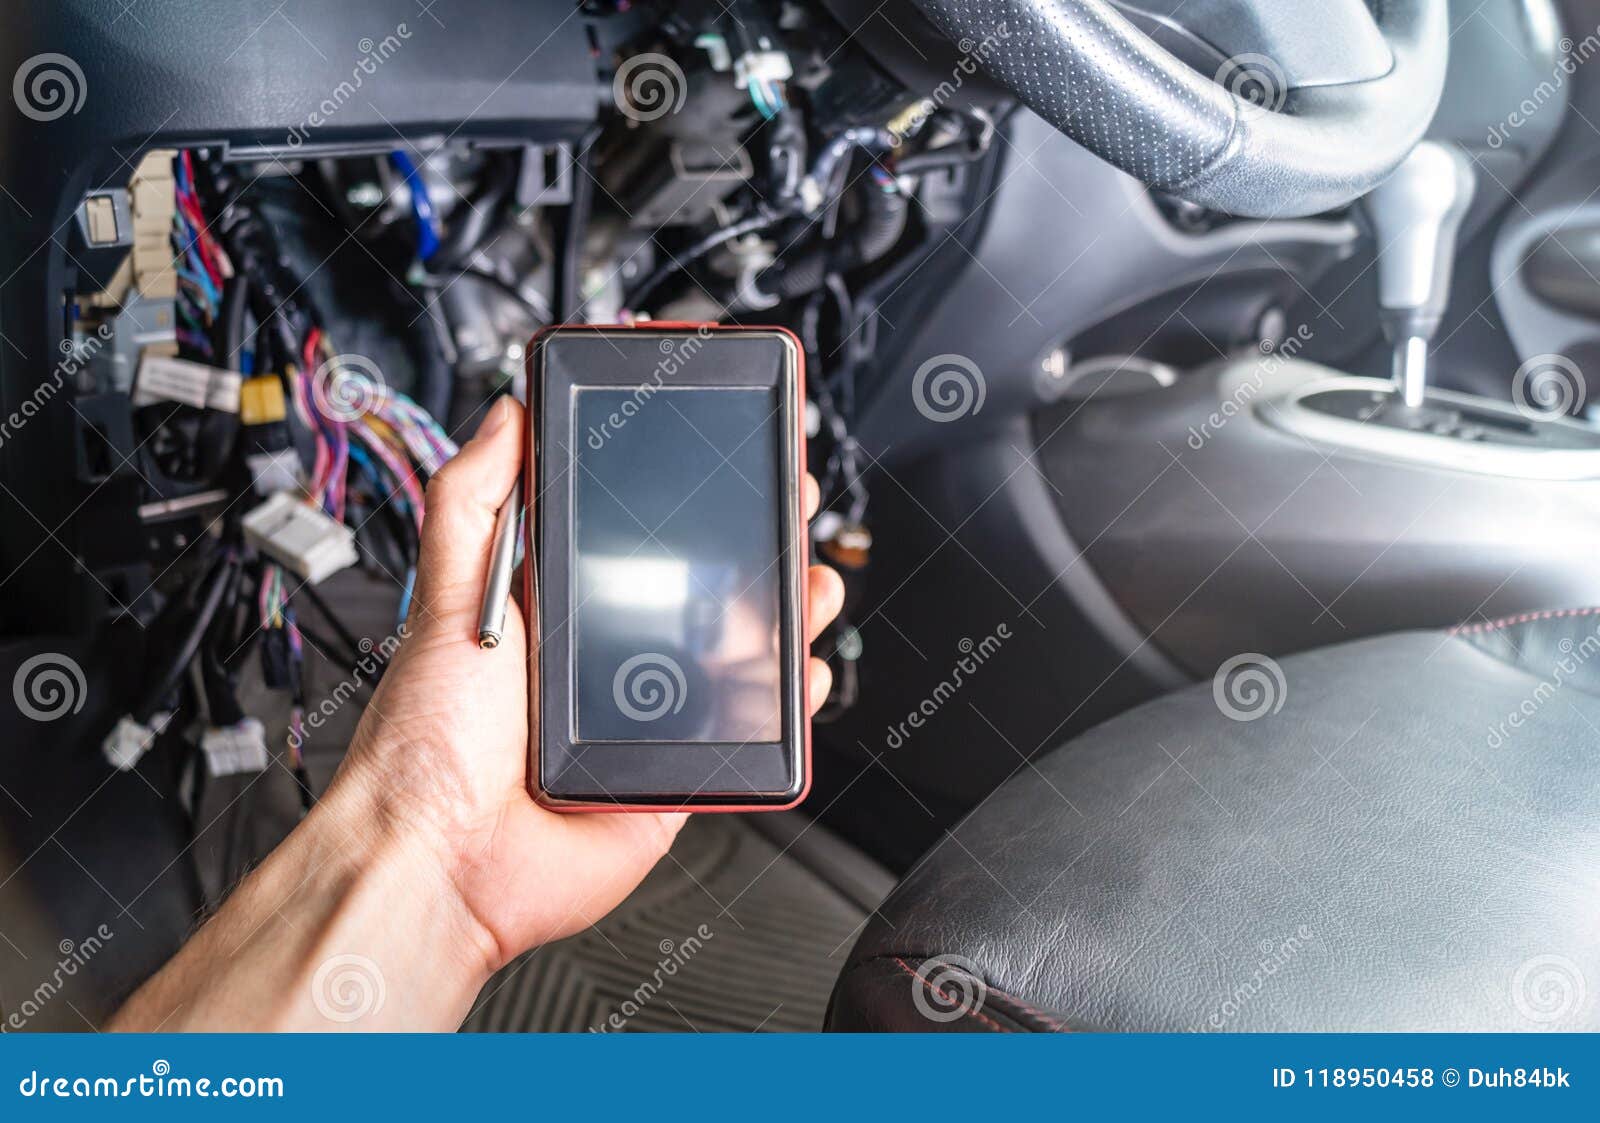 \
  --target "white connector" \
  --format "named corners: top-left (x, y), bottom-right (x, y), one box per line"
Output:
top-left (133, 353), bottom-right (241, 412)
top-left (201, 718), bottom-right (269, 777)
top-left (244, 447), bottom-right (302, 496)
top-left (241, 491), bottom-right (358, 584)
top-left (102, 711), bottom-right (172, 771)
top-left (733, 50), bottom-right (793, 89)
